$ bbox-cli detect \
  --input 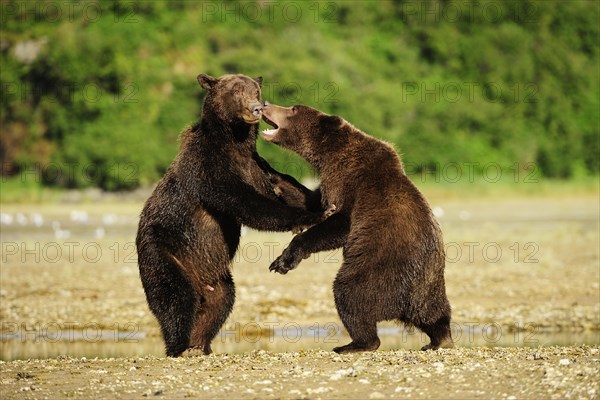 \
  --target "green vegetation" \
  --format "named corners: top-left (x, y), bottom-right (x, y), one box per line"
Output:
top-left (1, 0), bottom-right (598, 191)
